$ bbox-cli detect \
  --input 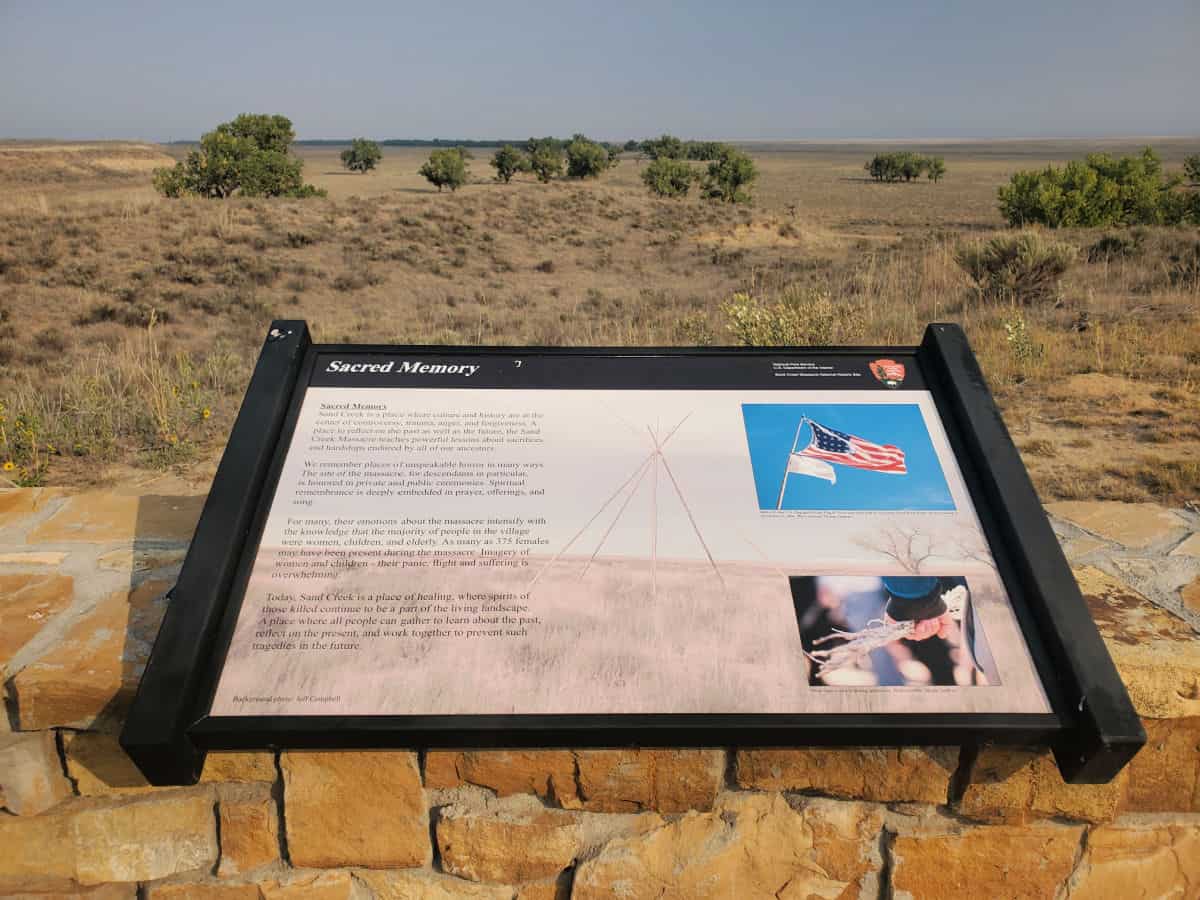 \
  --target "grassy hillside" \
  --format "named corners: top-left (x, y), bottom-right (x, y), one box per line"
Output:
top-left (0, 141), bottom-right (1197, 502)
